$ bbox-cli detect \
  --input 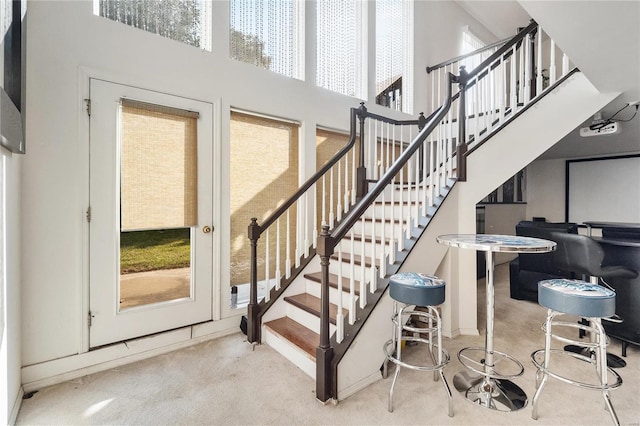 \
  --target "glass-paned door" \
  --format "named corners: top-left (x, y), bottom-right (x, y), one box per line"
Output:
top-left (89, 79), bottom-right (214, 347)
